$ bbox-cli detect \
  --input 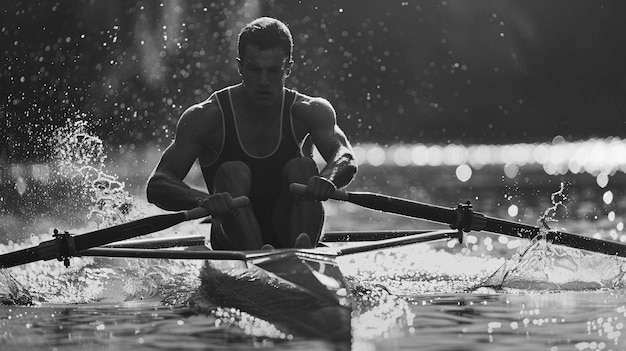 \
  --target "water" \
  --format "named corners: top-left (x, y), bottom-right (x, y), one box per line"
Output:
top-left (2, 127), bottom-right (626, 350)
top-left (2, 236), bottom-right (626, 351)
top-left (3, 292), bottom-right (625, 351)
top-left (342, 244), bottom-right (626, 351)
top-left (2, 209), bottom-right (626, 351)
top-left (371, 291), bottom-right (626, 351)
